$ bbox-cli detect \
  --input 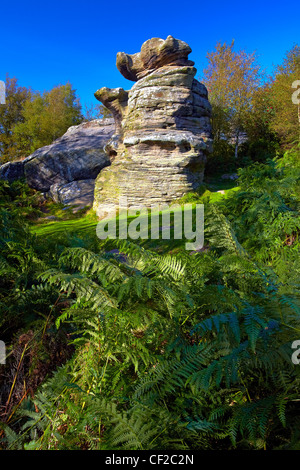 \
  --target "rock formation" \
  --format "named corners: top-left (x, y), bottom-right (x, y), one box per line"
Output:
top-left (0, 119), bottom-right (114, 207)
top-left (48, 179), bottom-right (96, 207)
top-left (0, 161), bottom-right (25, 181)
top-left (93, 36), bottom-right (212, 217)
top-left (0, 37), bottom-right (212, 213)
